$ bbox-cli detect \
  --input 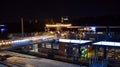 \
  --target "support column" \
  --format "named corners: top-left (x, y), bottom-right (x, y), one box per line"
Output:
top-left (103, 47), bottom-right (107, 59)
top-left (51, 42), bottom-right (54, 54)
top-left (95, 46), bottom-right (98, 62)
top-left (48, 42), bottom-right (54, 59)
top-left (78, 45), bottom-right (81, 58)
top-left (21, 18), bottom-right (24, 37)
